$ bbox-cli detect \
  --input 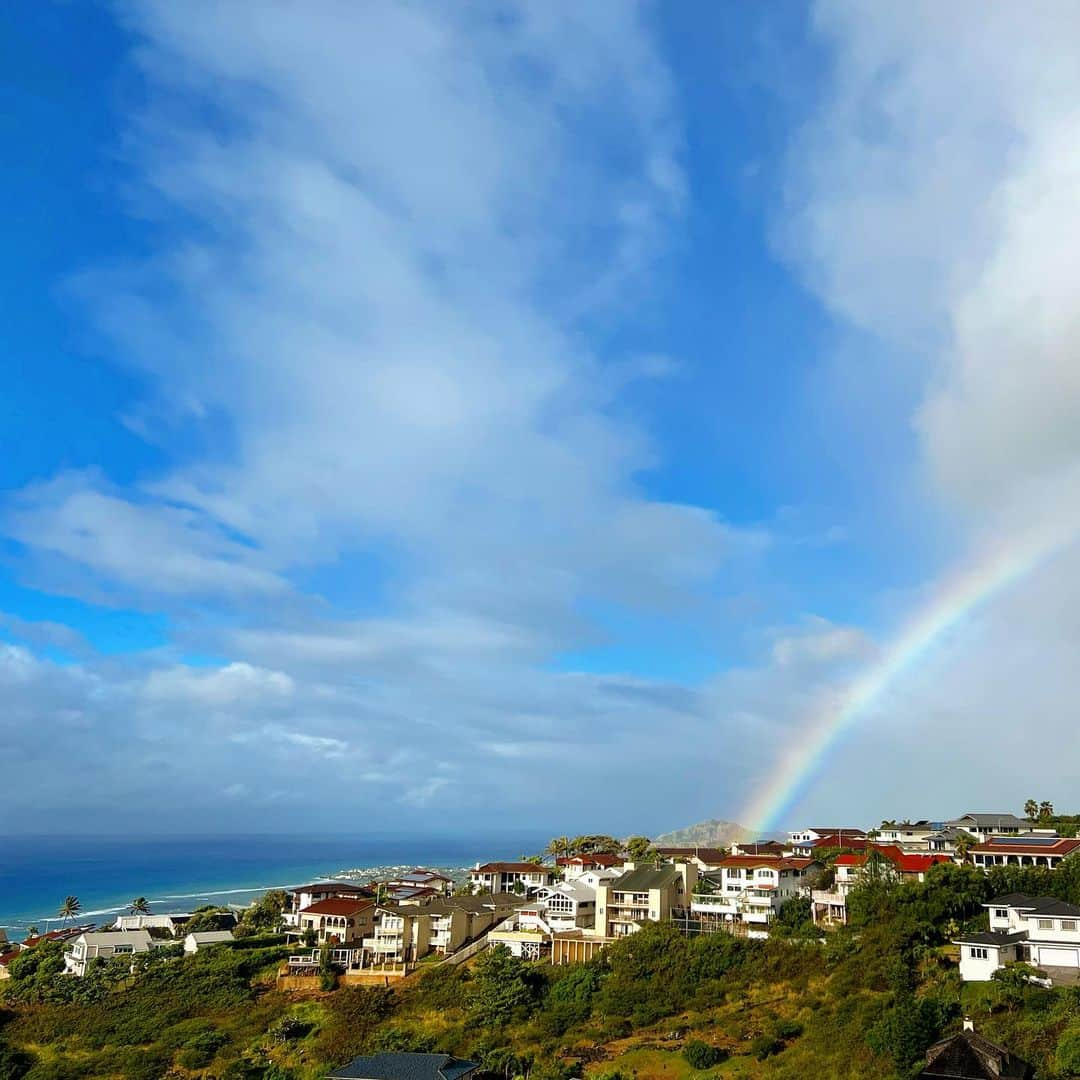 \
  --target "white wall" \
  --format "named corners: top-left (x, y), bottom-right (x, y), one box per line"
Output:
top-left (958, 945), bottom-right (1004, 982)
